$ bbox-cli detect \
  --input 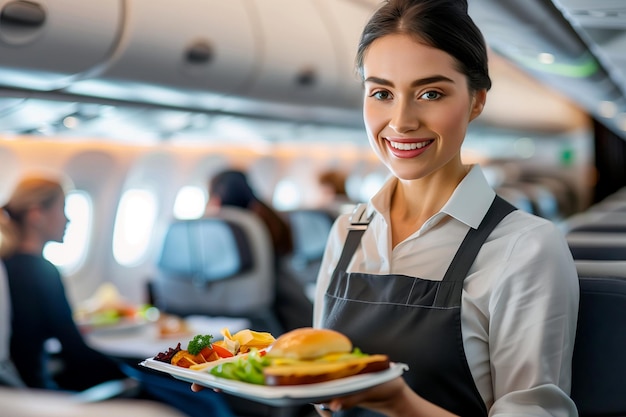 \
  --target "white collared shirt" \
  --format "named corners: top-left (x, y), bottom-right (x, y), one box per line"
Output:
top-left (314, 164), bottom-right (579, 417)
